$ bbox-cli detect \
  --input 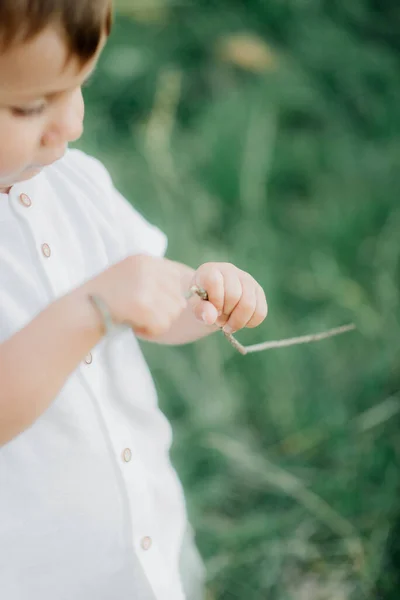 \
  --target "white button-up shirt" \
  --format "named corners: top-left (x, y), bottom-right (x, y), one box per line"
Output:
top-left (0, 150), bottom-right (191, 600)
